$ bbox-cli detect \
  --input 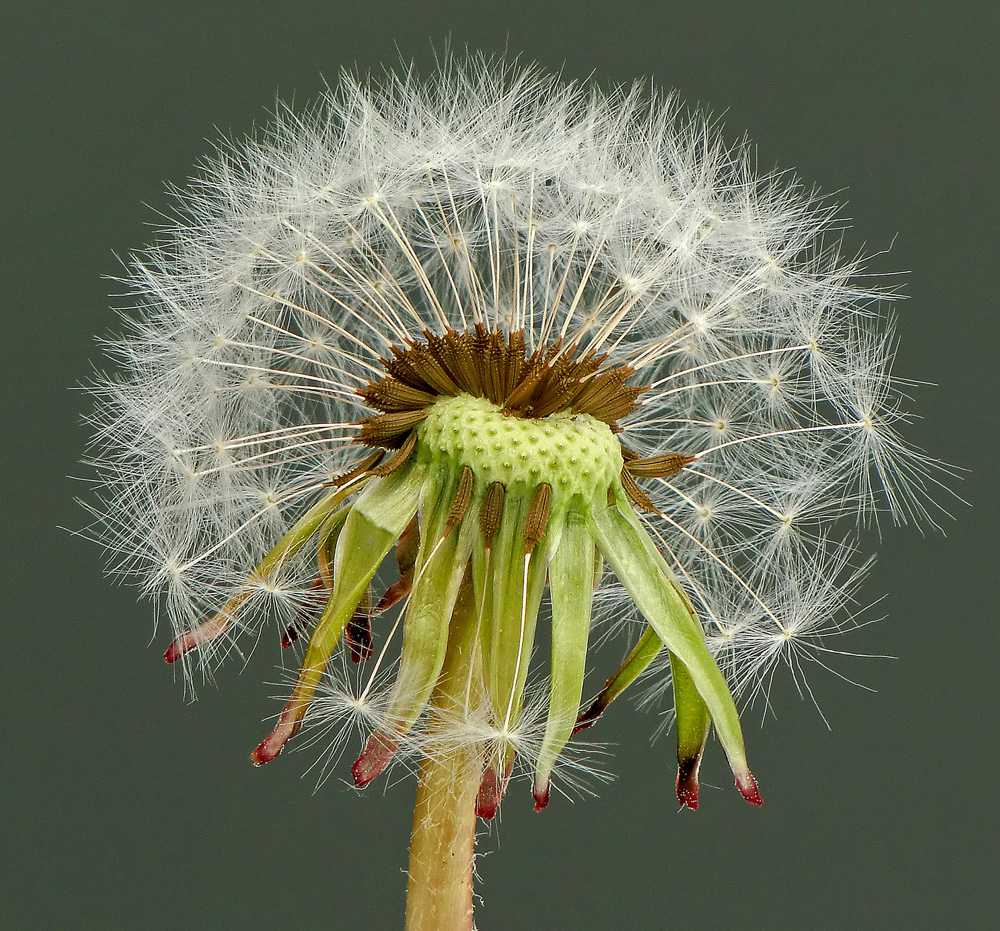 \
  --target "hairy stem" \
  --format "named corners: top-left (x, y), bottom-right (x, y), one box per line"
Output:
top-left (405, 573), bottom-right (484, 931)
